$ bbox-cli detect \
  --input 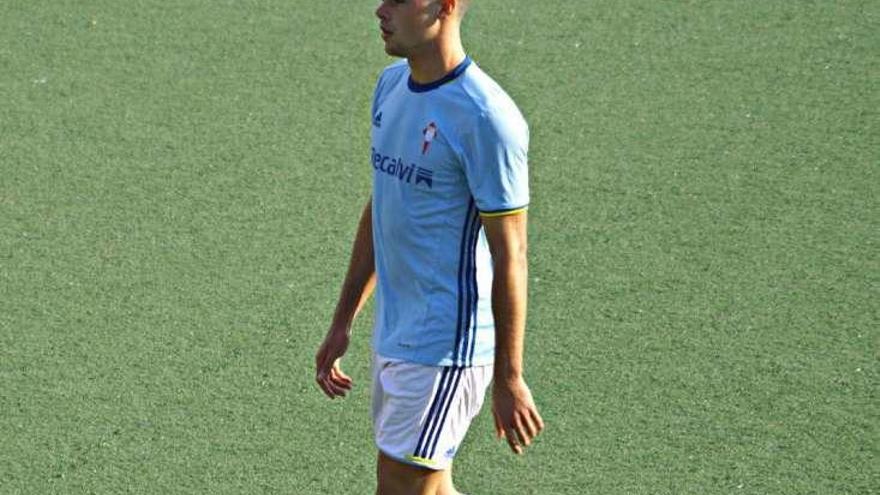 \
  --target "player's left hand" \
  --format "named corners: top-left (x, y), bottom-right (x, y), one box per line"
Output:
top-left (492, 377), bottom-right (544, 454)
top-left (315, 328), bottom-right (354, 399)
